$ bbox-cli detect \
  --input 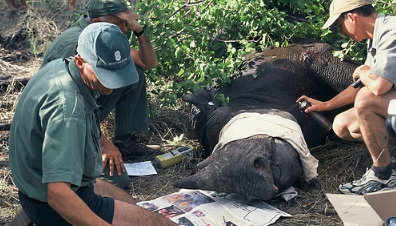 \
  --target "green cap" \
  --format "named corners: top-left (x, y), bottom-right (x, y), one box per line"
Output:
top-left (86, 0), bottom-right (139, 20)
top-left (77, 22), bottom-right (139, 89)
